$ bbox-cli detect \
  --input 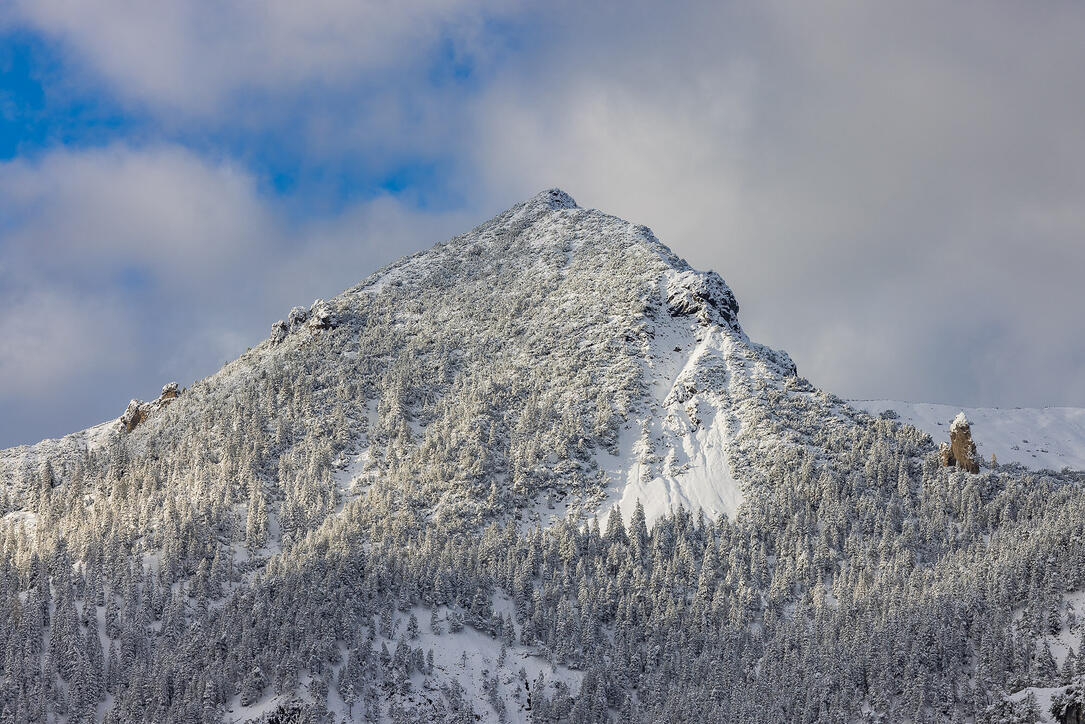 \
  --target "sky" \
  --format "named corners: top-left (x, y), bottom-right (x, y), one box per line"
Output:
top-left (1, 1), bottom-right (1084, 448)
